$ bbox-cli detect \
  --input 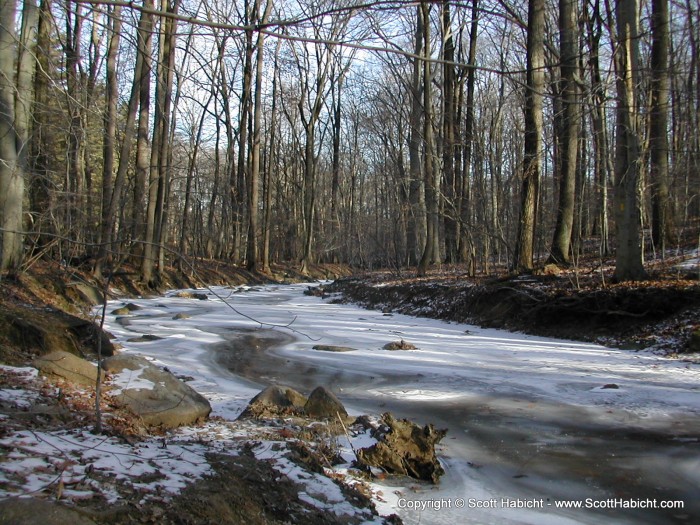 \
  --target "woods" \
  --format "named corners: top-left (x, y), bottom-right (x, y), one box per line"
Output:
top-left (0, 0), bottom-right (698, 283)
